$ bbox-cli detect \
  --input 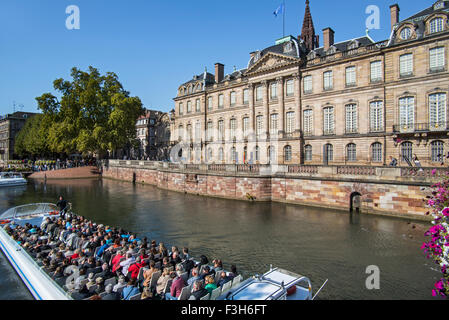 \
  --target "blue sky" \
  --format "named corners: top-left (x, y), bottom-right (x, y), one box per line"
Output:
top-left (0, 0), bottom-right (436, 115)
